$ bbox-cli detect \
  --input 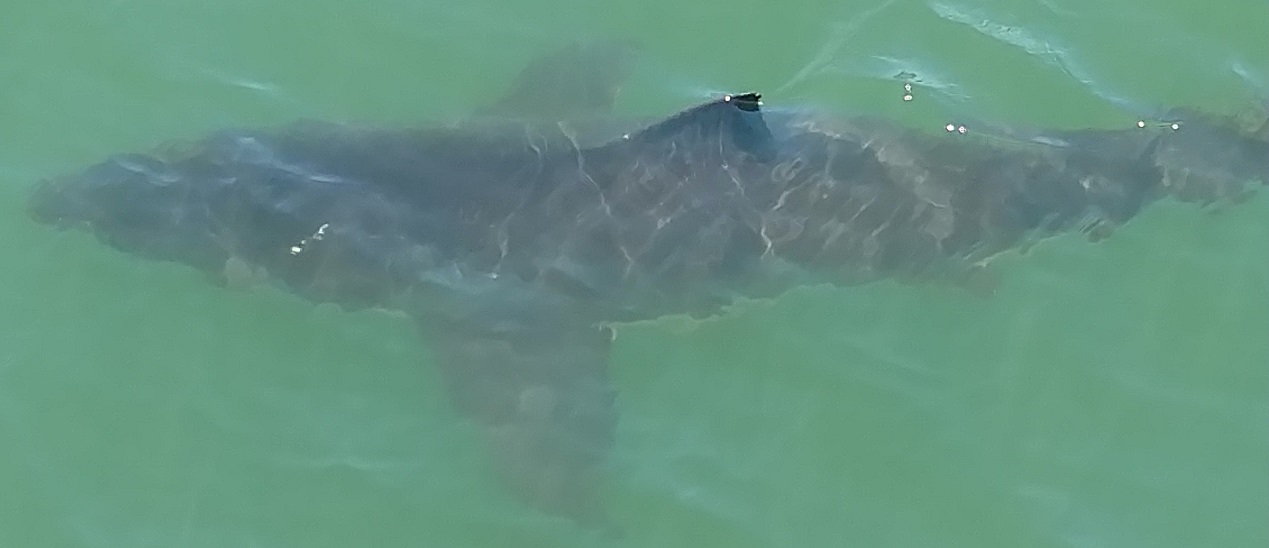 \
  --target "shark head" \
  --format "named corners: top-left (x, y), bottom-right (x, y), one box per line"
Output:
top-left (28, 151), bottom-right (230, 270)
